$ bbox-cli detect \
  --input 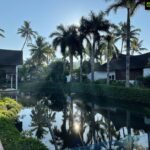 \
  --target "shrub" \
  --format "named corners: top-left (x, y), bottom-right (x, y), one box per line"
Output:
top-left (0, 97), bottom-right (48, 150)
top-left (136, 76), bottom-right (150, 88)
